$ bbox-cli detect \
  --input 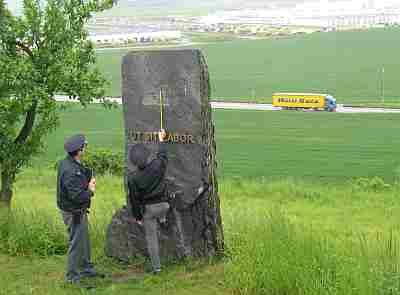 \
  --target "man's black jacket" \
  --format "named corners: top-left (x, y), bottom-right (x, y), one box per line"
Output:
top-left (57, 156), bottom-right (93, 212)
top-left (127, 143), bottom-right (168, 220)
